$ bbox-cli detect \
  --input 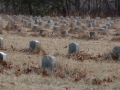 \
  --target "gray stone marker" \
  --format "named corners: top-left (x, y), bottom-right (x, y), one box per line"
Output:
top-left (54, 22), bottom-right (59, 26)
top-left (0, 52), bottom-right (6, 63)
top-left (106, 17), bottom-right (111, 20)
top-left (42, 55), bottom-right (56, 69)
top-left (106, 24), bottom-right (111, 28)
top-left (90, 31), bottom-right (96, 38)
top-left (14, 24), bottom-right (18, 29)
top-left (76, 21), bottom-right (81, 26)
top-left (45, 23), bottom-right (51, 28)
top-left (61, 20), bottom-right (67, 24)
top-left (32, 25), bottom-right (38, 31)
top-left (96, 17), bottom-right (100, 20)
top-left (98, 28), bottom-right (105, 31)
top-left (88, 23), bottom-right (93, 27)
top-left (38, 20), bottom-right (42, 25)
top-left (92, 22), bottom-right (97, 26)
top-left (70, 22), bottom-right (76, 28)
top-left (74, 26), bottom-right (81, 31)
top-left (61, 30), bottom-right (68, 36)
top-left (100, 20), bottom-right (104, 23)
top-left (113, 46), bottom-right (120, 59)
top-left (0, 38), bottom-right (3, 48)
top-left (53, 25), bottom-right (59, 31)
top-left (68, 43), bottom-right (79, 54)
top-left (29, 40), bottom-right (40, 52)
top-left (48, 20), bottom-right (53, 23)
top-left (102, 26), bottom-right (108, 29)
top-left (28, 22), bottom-right (31, 28)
